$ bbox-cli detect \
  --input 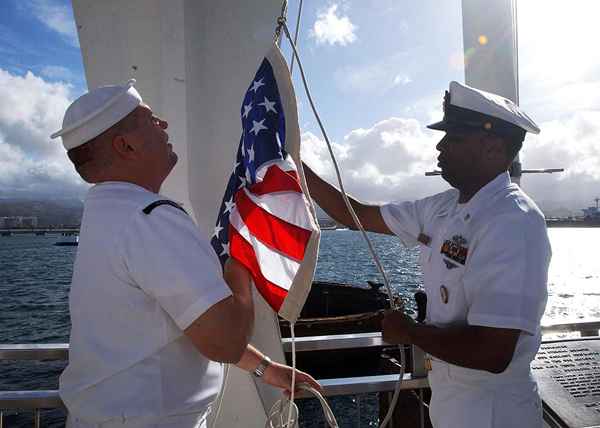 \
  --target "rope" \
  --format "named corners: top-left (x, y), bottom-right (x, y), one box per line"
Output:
top-left (287, 323), bottom-right (296, 426)
top-left (289, 0), bottom-right (303, 75)
top-left (265, 324), bottom-right (339, 428)
top-left (278, 16), bottom-right (406, 428)
top-left (208, 362), bottom-right (229, 428)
